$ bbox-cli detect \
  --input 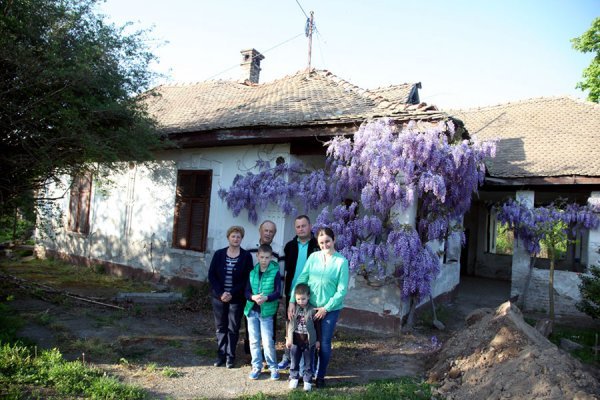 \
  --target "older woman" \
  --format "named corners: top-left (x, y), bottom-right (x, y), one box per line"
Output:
top-left (287, 227), bottom-right (349, 388)
top-left (208, 225), bottom-right (253, 368)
